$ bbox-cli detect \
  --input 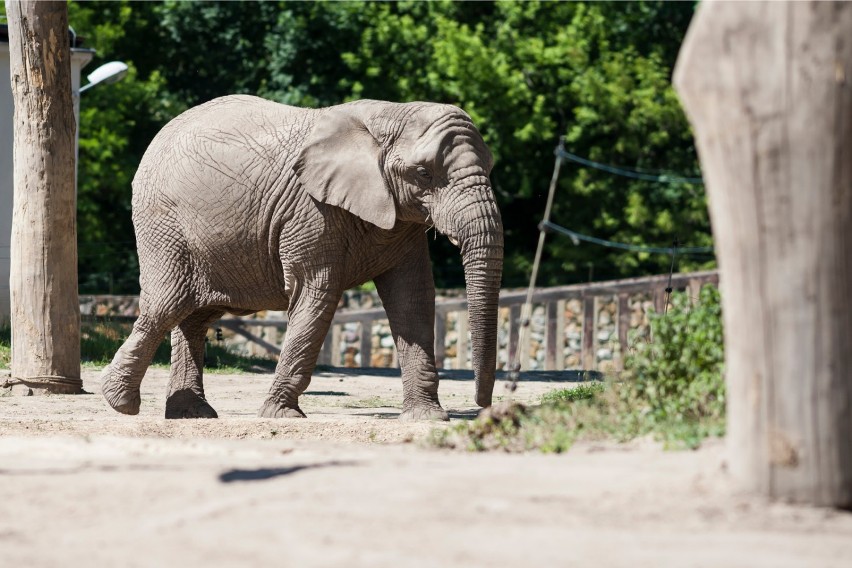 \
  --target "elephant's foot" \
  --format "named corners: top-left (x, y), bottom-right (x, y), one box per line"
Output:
top-left (258, 397), bottom-right (307, 418)
top-left (100, 365), bottom-right (141, 415)
top-left (399, 404), bottom-right (449, 422)
top-left (165, 388), bottom-right (218, 419)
